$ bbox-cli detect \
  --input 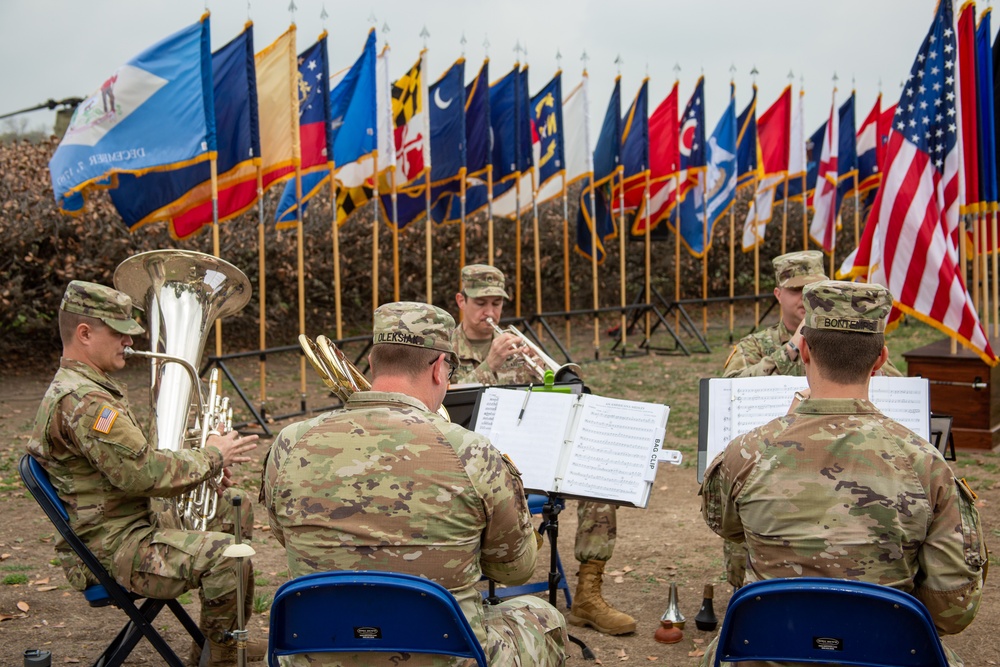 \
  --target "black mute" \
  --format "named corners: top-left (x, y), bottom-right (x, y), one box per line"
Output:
top-left (694, 583), bottom-right (718, 631)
